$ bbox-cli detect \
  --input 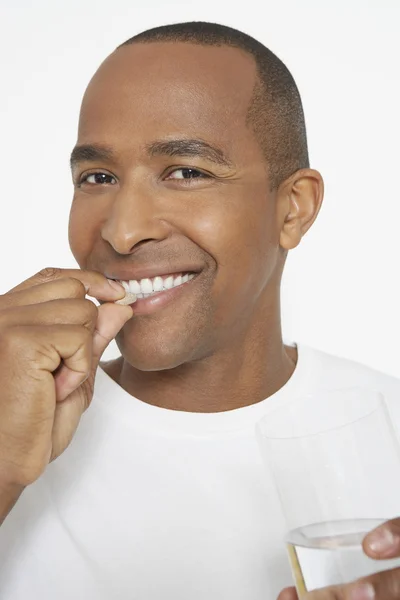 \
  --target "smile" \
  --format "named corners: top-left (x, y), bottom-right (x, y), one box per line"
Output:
top-left (118, 272), bottom-right (196, 299)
